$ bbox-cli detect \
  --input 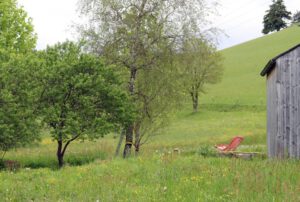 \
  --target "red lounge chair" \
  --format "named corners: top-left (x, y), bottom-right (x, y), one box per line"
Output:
top-left (215, 136), bottom-right (244, 152)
